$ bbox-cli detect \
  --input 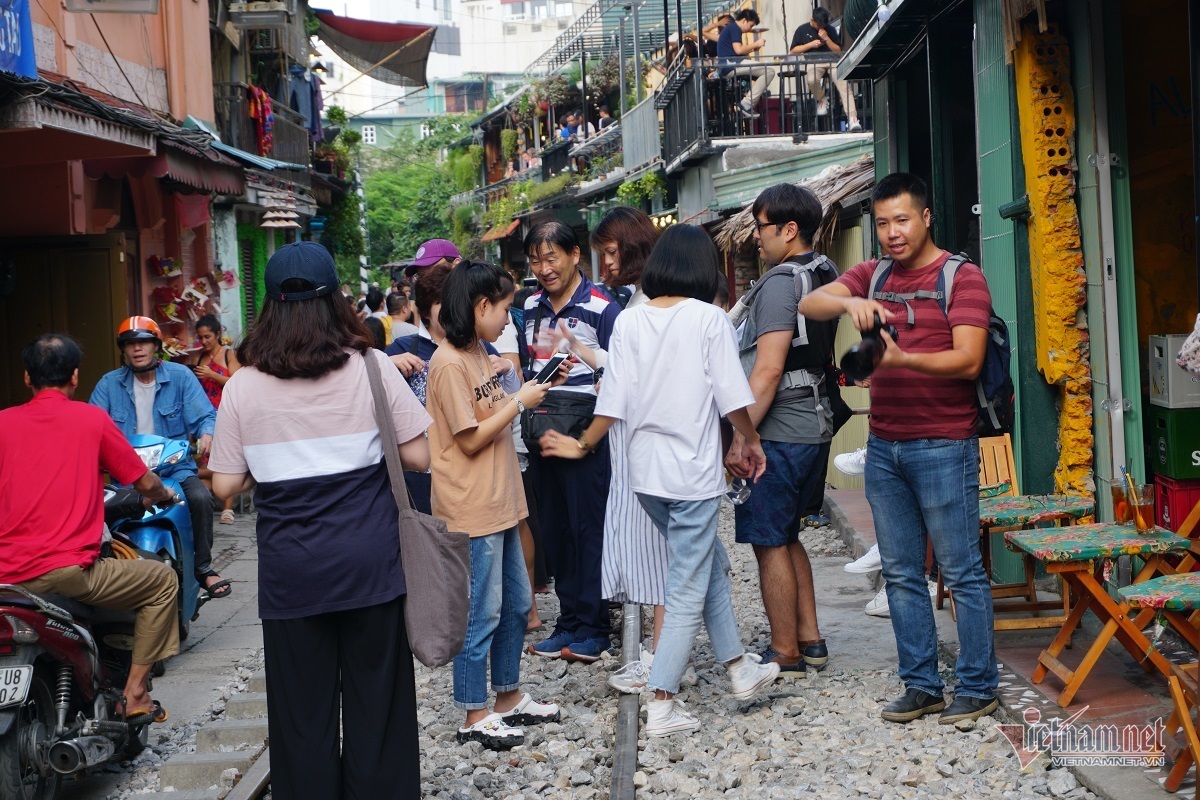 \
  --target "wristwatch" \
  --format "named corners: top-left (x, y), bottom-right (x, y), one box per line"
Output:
top-left (515, 398), bottom-right (526, 415)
